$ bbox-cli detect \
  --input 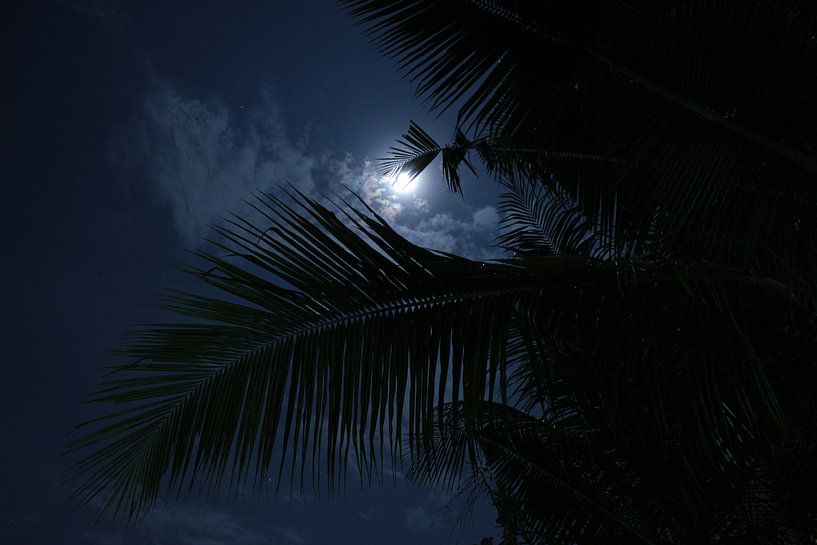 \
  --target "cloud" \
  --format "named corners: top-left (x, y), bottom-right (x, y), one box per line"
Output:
top-left (395, 205), bottom-right (501, 260)
top-left (322, 156), bottom-right (405, 222)
top-left (114, 79), bottom-right (501, 260)
top-left (472, 205), bottom-right (500, 228)
top-left (114, 80), bottom-right (323, 245)
top-left (114, 79), bottom-right (415, 246)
